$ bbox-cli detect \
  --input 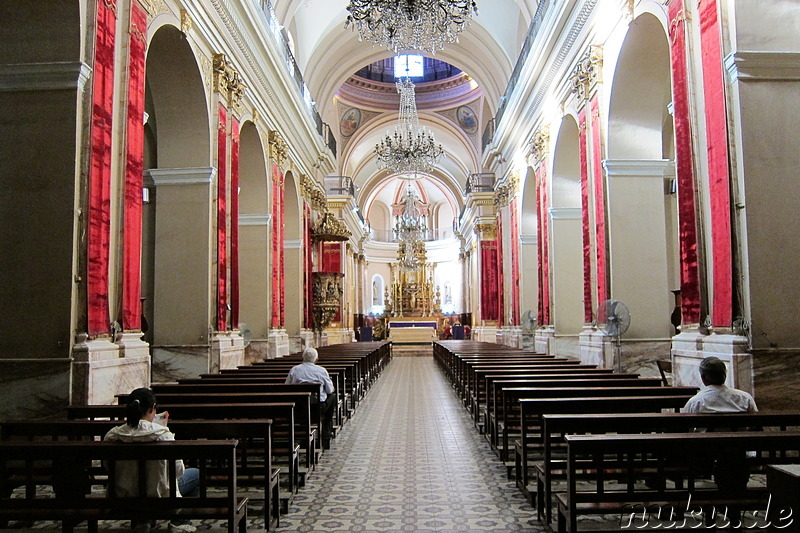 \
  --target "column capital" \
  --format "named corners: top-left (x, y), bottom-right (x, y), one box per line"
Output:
top-left (145, 167), bottom-right (216, 186)
top-left (603, 159), bottom-right (674, 178)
